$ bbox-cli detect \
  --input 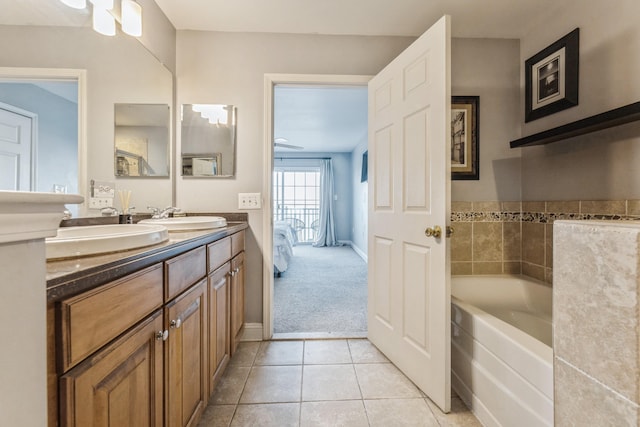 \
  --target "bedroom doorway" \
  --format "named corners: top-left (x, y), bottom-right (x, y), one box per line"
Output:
top-left (264, 75), bottom-right (371, 339)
